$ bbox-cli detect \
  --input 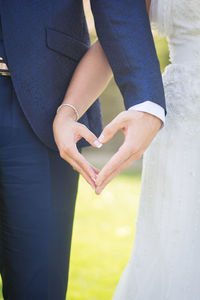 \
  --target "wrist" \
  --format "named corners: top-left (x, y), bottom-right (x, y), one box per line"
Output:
top-left (57, 103), bottom-right (79, 121)
top-left (128, 101), bottom-right (165, 126)
top-left (56, 104), bottom-right (77, 121)
top-left (127, 110), bottom-right (162, 130)
top-left (53, 107), bottom-right (76, 132)
top-left (143, 111), bottom-right (163, 130)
